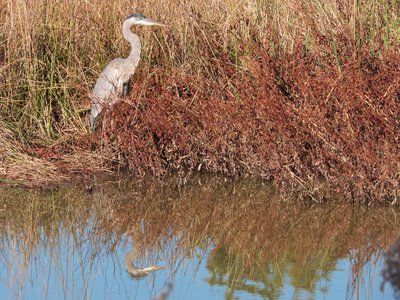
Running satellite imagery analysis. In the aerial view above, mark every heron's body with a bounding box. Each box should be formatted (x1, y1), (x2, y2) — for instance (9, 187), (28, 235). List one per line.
(90, 57), (139, 129)
(90, 13), (164, 130)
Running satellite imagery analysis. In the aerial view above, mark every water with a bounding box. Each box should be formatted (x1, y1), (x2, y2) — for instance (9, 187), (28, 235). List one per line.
(0, 176), (397, 300)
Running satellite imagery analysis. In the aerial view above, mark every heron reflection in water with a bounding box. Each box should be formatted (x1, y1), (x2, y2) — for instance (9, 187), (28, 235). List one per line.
(90, 13), (165, 131)
(125, 248), (172, 299)
(124, 248), (165, 279)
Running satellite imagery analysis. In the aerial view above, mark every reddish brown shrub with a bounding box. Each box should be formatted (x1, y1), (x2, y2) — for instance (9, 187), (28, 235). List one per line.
(100, 45), (400, 203)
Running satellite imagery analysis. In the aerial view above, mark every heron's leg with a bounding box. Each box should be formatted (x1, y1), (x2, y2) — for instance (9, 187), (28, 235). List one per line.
(122, 80), (131, 97)
(90, 114), (96, 132)
(90, 103), (102, 132)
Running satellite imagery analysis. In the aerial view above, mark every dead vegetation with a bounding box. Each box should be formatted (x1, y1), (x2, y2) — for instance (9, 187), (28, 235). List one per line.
(0, 0), (399, 201)
(102, 46), (400, 203)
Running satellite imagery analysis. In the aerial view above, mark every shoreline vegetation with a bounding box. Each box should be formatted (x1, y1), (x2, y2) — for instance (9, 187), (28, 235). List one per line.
(0, 0), (399, 203)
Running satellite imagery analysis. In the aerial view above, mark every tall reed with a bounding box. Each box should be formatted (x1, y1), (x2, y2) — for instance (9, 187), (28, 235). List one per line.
(0, 0), (399, 194)
(1, 0), (399, 140)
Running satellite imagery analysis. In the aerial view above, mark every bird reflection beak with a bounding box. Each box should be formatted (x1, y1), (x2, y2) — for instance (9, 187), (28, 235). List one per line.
(137, 18), (166, 26)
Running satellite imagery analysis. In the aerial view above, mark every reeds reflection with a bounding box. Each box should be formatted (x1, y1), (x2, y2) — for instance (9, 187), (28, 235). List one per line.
(0, 175), (398, 299)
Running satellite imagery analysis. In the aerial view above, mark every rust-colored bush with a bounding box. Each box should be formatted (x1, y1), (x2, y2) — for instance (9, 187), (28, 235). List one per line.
(100, 43), (399, 203)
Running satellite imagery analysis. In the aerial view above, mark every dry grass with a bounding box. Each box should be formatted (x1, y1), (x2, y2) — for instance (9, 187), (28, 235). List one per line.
(0, 0), (399, 199)
(1, 0), (399, 137)
(0, 120), (66, 186)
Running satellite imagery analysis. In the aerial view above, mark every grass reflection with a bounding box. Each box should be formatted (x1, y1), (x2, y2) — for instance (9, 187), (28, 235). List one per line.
(0, 175), (398, 299)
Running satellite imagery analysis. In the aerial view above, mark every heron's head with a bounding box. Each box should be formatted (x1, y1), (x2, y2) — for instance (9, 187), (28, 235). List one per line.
(124, 13), (166, 26)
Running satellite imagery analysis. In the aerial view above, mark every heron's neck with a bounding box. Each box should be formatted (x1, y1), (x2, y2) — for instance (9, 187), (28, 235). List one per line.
(122, 22), (141, 64)
(124, 250), (137, 272)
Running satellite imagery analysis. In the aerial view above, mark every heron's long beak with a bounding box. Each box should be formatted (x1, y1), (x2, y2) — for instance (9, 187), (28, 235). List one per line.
(137, 18), (166, 26)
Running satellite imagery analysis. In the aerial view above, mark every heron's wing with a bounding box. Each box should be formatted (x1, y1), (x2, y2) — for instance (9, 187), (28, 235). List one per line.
(90, 59), (125, 125)
(91, 59), (125, 101)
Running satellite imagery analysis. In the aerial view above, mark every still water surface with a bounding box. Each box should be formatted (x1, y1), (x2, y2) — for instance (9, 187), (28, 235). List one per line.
(0, 176), (397, 300)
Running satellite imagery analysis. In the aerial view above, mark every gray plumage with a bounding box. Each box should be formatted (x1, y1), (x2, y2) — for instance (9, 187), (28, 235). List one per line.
(90, 13), (165, 131)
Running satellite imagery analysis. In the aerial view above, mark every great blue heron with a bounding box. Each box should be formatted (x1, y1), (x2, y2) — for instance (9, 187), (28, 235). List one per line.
(90, 13), (165, 131)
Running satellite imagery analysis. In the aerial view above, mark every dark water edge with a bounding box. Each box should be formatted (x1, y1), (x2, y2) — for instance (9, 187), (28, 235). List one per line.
(0, 175), (398, 300)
